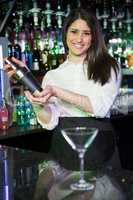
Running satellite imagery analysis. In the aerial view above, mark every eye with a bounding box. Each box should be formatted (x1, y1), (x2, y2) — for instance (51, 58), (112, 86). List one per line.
(83, 32), (91, 36)
(70, 30), (78, 34)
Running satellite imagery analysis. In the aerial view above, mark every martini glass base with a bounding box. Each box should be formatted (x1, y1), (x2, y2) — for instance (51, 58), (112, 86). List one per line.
(70, 181), (94, 191)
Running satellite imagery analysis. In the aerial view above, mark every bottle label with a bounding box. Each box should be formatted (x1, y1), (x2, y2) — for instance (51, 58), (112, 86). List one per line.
(1, 116), (8, 122)
(33, 61), (39, 70)
(52, 59), (57, 66)
(0, 107), (9, 130)
(17, 70), (24, 78)
(127, 54), (133, 67)
(42, 54), (48, 64)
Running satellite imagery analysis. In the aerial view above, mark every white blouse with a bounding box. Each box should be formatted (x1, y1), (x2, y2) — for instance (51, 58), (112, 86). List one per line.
(37, 59), (121, 130)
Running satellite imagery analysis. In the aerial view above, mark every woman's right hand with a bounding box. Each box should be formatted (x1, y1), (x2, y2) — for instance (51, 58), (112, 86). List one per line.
(4, 57), (26, 78)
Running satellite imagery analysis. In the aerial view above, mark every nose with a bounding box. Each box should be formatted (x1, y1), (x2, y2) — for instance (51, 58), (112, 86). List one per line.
(76, 33), (83, 42)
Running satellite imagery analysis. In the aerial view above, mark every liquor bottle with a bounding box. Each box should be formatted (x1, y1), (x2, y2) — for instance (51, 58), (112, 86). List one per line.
(5, 31), (13, 58)
(7, 40), (13, 58)
(30, 111), (37, 126)
(57, 29), (65, 65)
(48, 32), (59, 70)
(0, 45), (12, 130)
(24, 42), (33, 70)
(127, 49), (133, 68)
(116, 1), (124, 33)
(29, 0), (40, 27)
(55, 2), (64, 29)
(19, 31), (26, 63)
(123, 32), (133, 68)
(40, 32), (50, 73)
(101, 0), (109, 34)
(123, 0), (133, 33)
(5, 57), (42, 96)
(109, 0), (117, 34)
(65, 4), (71, 17)
(42, 2), (53, 28)
(48, 49), (58, 70)
(32, 35), (40, 71)
(12, 29), (22, 60)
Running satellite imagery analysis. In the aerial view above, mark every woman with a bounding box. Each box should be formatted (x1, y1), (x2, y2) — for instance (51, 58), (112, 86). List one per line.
(5, 8), (121, 130)
(5, 8), (124, 199)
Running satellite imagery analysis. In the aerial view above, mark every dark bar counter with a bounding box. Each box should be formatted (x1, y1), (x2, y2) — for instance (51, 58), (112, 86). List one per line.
(0, 117), (133, 199)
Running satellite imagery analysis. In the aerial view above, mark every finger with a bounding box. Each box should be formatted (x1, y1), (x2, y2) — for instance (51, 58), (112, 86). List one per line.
(4, 64), (11, 70)
(39, 89), (51, 97)
(25, 91), (41, 100)
(11, 57), (26, 67)
(25, 90), (52, 105)
(25, 91), (42, 105)
(36, 93), (52, 103)
(4, 63), (14, 71)
(7, 70), (16, 78)
(29, 93), (51, 104)
(39, 86), (54, 97)
(25, 91), (33, 101)
(3, 62), (15, 78)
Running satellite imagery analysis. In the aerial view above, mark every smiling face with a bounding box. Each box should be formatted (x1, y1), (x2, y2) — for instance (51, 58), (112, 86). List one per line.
(66, 19), (92, 62)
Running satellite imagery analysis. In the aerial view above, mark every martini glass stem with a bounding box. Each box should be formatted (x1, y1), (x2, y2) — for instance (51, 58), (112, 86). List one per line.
(78, 150), (86, 184)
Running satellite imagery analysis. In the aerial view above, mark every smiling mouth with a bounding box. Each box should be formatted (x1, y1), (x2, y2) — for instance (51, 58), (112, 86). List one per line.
(72, 44), (84, 49)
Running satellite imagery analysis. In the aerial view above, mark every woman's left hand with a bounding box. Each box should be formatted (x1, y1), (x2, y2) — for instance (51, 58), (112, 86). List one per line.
(25, 85), (54, 105)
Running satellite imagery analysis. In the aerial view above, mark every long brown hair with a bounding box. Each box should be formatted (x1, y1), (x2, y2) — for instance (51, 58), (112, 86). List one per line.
(62, 8), (119, 85)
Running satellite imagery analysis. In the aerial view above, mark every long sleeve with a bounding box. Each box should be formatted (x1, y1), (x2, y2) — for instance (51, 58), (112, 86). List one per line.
(36, 103), (60, 130)
(85, 68), (122, 117)
(35, 72), (61, 130)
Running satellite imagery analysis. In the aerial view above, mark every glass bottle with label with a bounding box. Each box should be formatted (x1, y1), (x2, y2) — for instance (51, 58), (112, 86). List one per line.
(0, 98), (9, 130)
(24, 42), (33, 70)
(32, 34), (40, 71)
(40, 33), (50, 73)
(48, 32), (59, 70)
(0, 44), (13, 130)
(13, 30), (22, 60)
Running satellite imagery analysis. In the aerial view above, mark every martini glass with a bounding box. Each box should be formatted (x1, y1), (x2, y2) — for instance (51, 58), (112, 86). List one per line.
(61, 127), (98, 191)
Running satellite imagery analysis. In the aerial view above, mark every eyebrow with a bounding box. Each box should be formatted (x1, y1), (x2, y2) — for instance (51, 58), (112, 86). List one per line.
(69, 28), (91, 33)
